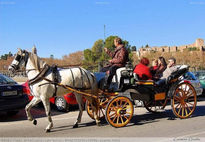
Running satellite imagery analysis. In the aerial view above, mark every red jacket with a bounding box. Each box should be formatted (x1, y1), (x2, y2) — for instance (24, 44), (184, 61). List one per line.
(133, 63), (152, 80)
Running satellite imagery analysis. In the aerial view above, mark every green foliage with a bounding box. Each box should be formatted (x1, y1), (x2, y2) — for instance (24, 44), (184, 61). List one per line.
(0, 52), (13, 60)
(131, 46), (136, 51)
(91, 39), (104, 62)
(50, 54), (54, 59)
(188, 47), (199, 51)
(83, 49), (93, 63)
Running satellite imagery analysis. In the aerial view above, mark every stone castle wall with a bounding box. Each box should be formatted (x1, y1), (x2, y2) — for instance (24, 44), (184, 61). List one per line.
(137, 38), (204, 57)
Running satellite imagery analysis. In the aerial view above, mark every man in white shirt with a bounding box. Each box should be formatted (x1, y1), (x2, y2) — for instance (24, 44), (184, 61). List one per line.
(161, 57), (177, 79)
(156, 57), (177, 85)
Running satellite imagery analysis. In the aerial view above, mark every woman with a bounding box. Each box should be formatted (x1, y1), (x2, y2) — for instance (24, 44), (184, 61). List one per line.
(150, 59), (158, 76)
(133, 57), (152, 80)
(153, 56), (167, 80)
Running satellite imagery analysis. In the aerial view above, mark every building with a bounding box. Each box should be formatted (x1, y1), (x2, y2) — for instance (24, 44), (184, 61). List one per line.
(136, 38), (205, 57)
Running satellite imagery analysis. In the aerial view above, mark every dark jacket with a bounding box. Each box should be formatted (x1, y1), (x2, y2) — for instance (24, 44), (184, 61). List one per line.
(153, 65), (166, 79)
(106, 45), (128, 67)
(133, 63), (152, 80)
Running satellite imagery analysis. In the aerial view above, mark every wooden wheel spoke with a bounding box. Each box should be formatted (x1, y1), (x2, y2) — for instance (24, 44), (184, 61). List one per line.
(177, 105), (182, 115)
(123, 115), (129, 121)
(185, 103), (192, 112)
(109, 112), (116, 118)
(119, 100), (123, 106)
(182, 107), (185, 117)
(175, 103), (181, 109)
(174, 96), (181, 101)
(126, 111), (132, 115)
(112, 115), (117, 122)
(187, 102), (194, 106)
(184, 84), (188, 92)
(117, 116), (120, 124)
(186, 92), (194, 98)
(120, 116), (124, 124)
(185, 107), (188, 116)
(122, 102), (129, 108)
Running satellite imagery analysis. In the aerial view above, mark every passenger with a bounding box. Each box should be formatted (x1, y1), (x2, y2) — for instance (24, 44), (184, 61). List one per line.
(133, 57), (152, 80)
(150, 59), (158, 76)
(156, 57), (178, 85)
(100, 37), (128, 89)
(153, 56), (167, 80)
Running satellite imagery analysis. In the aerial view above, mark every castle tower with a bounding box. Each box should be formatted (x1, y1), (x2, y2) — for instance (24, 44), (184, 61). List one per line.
(195, 38), (204, 47)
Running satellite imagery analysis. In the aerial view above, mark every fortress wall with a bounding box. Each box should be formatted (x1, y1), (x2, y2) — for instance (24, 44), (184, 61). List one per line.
(136, 38), (204, 57)
(170, 46), (177, 52)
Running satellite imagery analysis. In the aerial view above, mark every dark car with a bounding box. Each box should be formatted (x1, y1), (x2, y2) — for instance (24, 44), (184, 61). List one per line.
(0, 73), (29, 116)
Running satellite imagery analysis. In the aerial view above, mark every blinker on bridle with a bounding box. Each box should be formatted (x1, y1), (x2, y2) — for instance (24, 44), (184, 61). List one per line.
(12, 50), (29, 70)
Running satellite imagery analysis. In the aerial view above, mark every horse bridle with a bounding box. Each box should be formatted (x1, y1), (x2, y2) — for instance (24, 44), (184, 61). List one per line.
(11, 50), (29, 71)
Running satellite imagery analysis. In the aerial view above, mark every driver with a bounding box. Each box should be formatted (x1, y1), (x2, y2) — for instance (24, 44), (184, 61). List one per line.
(100, 37), (128, 90)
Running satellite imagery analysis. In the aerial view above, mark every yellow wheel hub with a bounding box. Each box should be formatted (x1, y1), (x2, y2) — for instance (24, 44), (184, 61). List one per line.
(117, 108), (122, 115)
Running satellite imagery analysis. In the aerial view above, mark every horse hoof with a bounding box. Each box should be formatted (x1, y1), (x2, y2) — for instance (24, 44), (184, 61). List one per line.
(96, 122), (101, 126)
(45, 129), (51, 133)
(33, 120), (37, 125)
(73, 124), (78, 128)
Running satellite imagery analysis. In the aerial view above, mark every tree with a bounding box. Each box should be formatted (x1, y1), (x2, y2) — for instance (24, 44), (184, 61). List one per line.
(0, 52), (13, 60)
(50, 54), (54, 59)
(131, 46), (136, 51)
(83, 49), (93, 63)
(91, 39), (104, 62)
(62, 51), (83, 65)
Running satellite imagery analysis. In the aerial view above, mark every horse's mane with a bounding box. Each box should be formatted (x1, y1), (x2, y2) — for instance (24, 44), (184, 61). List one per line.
(29, 52), (46, 71)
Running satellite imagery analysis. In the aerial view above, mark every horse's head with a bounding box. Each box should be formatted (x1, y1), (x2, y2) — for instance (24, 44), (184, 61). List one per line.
(8, 48), (29, 73)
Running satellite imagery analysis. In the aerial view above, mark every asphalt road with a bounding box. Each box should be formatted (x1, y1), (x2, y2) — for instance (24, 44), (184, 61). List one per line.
(1, 98), (205, 142)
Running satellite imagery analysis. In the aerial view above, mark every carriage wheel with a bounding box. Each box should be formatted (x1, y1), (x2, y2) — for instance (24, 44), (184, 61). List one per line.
(105, 96), (134, 128)
(86, 97), (108, 120)
(143, 99), (168, 113)
(171, 82), (197, 119)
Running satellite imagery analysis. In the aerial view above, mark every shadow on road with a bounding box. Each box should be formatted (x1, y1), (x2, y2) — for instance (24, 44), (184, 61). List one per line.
(0, 104), (79, 122)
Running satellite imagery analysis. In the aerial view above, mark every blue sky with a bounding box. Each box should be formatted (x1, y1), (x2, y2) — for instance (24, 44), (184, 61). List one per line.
(0, 0), (205, 58)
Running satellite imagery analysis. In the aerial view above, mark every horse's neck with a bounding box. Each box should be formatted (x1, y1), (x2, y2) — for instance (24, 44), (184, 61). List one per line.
(26, 54), (46, 80)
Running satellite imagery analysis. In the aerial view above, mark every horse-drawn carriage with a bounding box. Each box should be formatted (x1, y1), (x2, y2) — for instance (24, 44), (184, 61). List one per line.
(8, 48), (197, 132)
(86, 63), (197, 127)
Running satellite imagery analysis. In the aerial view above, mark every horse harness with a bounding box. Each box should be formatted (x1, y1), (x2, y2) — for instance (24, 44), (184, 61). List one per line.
(28, 65), (93, 97)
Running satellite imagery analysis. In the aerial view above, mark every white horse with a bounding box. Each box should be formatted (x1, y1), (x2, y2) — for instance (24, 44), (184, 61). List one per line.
(8, 48), (100, 132)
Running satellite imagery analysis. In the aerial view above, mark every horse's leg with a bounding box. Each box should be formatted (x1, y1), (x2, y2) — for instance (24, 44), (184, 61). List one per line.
(73, 92), (84, 128)
(25, 97), (41, 125)
(91, 98), (101, 126)
(41, 97), (53, 132)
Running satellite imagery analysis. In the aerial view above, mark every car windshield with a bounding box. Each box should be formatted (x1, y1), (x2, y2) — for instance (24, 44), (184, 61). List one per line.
(194, 71), (205, 80)
(184, 72), (197, 80)
(0, 74), (16, 84)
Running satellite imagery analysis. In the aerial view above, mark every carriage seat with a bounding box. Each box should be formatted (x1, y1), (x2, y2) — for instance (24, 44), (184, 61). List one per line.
(133, 73), (154, 85)
(112, 67), (126, 83)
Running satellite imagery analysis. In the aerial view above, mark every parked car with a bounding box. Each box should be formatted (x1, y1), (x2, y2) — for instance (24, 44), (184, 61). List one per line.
(0, 73), (29, 116)
(183, 71), (203, 96)
(22, 81), (86, 112)
(193, 71), (205, 94)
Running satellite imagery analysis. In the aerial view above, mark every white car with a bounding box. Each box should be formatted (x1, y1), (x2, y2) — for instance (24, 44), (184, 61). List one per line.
(183, 71), (203, 96)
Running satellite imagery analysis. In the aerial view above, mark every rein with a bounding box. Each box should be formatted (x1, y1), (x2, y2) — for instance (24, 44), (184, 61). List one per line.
(40, 77), (98, 99)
